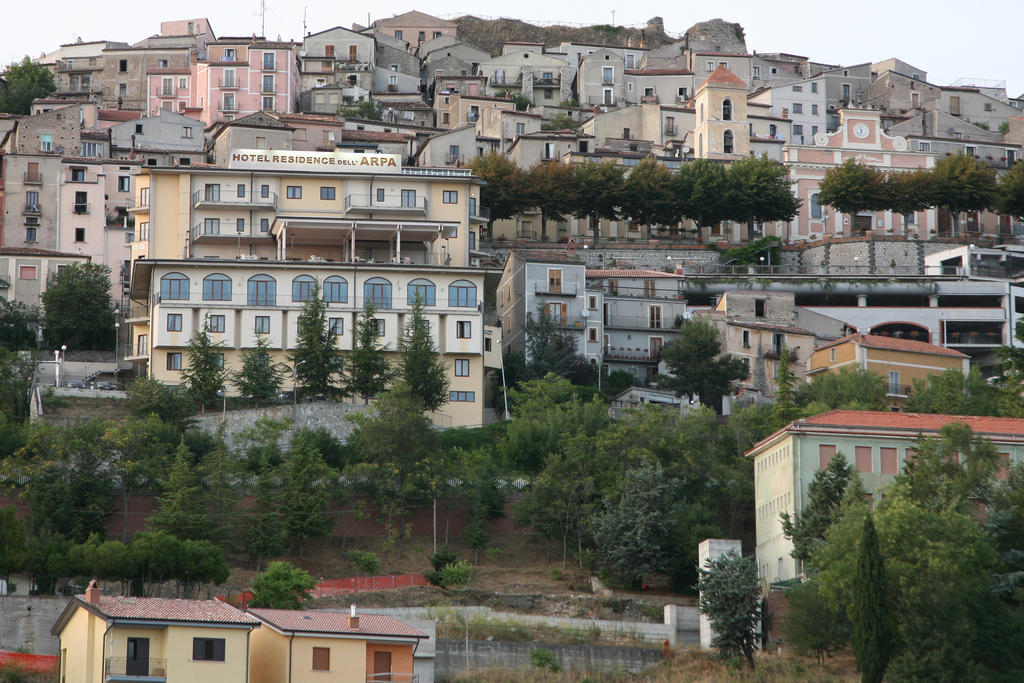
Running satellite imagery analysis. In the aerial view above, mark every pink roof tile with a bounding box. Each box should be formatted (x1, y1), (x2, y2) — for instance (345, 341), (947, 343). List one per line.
(700, 65), (746, 88)
(819, 333), (968, 359)
(248, 609), (426, 638)
(82, 594), (258, 624)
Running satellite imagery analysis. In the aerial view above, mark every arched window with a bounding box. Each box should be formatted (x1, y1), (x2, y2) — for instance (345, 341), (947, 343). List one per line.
(323, 276), (348, 303)
(722, 98), (732, 121)
(203, 273), (232, 301)
(698, 134), (703, 157)
(292, 275), (316, 302)
(810, 193), (822, 219)
(247, 274), (277, 306)
(448, 280), (477, 307)
(723, 130), (734, 154)
(364, 277), (392, 309)
(408, 278), (436, 306)
(160, 272), (189, 300)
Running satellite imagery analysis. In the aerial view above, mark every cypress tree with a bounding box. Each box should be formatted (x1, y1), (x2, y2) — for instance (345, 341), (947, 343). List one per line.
(850, 514), (892, 683)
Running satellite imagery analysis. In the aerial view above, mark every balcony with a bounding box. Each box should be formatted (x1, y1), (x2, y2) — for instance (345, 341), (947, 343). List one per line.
(23, 204), (41, 215)
(604, 346), (661, 363)
(604, 314), (675, 330)
(534, 282), (579, 296)
(104, 656), (167, 680)
(887, 384), (912, 398)
(73, 202), (90, 214)
(219, 103), (238, 113)
(344, 194), (428, 215)
(366, 674), (418, 683)
(66, 171), (99, 184)
(218, 78), (240, 89)
(56, 59), (101, 72)
(23, 172), (42, 184)
(154, 86), (175, 97)
(337, 62), (372, 72)
(190, 222), (273, 242)
(535, 77), (560, 86)
(261, 84), (277, 94)
(641, 94), (660, 104)
(445, 154), (464, 165)
(192, 189), (278, 209)
(550, 315), (588, 330)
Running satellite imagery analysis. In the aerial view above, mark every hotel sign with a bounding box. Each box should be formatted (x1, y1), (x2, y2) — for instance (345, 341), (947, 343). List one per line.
(228, 149), (402, 174)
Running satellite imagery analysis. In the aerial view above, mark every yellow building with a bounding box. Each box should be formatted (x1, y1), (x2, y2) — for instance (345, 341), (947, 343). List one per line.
(126, 149), (496, 427)
(248, 607), (426, 683)
(808, 332), (969, 407)
(693, 66), (750, 159)
(51, 581), (259, 683)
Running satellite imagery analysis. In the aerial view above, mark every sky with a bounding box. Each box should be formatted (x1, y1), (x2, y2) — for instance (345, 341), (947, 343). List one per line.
(5, 1), (1023, 97)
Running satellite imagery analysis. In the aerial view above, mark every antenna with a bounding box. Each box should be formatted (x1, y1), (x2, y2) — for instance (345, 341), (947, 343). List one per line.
(257, 0), (267, 38)
(303, 6), (307, 37)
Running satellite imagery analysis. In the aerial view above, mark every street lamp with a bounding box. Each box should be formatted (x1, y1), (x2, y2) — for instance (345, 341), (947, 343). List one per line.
(59, 345), (66, 387)
(114, 322), (120, 375)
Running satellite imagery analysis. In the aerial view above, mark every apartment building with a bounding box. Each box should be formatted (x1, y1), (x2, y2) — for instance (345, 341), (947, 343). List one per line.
(434, 93), (516, 131)
(750, 411), (1024, 582)
(479, 45), (572, 104)
(108, 110), (206, 167)
(299, 26), (376, 93)
(555, 42), (648, 86)
(372, 10), (457, 51)
(193, 37), (301, 126)
(940, 84), (1020, 131)
(0, 247), (90, 306)
(125, 148), (493, 426)
(748, 75), (827, 145)
(578, 49), (626, 108)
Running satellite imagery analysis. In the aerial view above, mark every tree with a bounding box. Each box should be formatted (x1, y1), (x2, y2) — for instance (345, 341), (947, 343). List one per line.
(727, 155), (801, 241)
(0, 506), (27, 582)
(817, 160), (889, 230)
(781, 453), (856, 564)
(344, 304), (393, 402)
(0, 348), (35, 423)
(523, 303), (591, 383)
(291, 280), (342, 398)
(771, 345), (800, 429)
(781, 579), (850, 665)
(338, 98), (380, 120)
(233, 333), (287, 405)
(796, 366), (888, 411)
(0, 57), (56, 115)
(249, 561), (317, 609)
(181, 320), (225, 411)
(571, 161), (624, 240)
(618, 158), (679, 234)
(592, 461), (679, 585)
(278, 440), (338, 556)
(698, 550), (760, 667)
(931, 153), (998, 236)
(678, 159), (733, 235)
(886, 168), (937, 224)
(541, 112), (581, 131)
(41, 263), (116, 349)
(125, 377), (195, 429)
(0, 298), (40, 350)
(398, 295), (449, 411)
(903, 367), (1001, 417)
(997, 160), (1024, 220)
(660, 318), (748, 409)
(850, 515), (892, 683)
(471, 152), (528, 237)
(148, 442), (209, 541)
(524, 162), (580, 239)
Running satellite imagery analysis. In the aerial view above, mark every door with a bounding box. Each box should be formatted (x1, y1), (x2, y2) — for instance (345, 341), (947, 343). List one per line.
(547, 268), (562, 294)
(348, 44), (357, 62)
(853, 214), (872, 235)
(126, 638), (149, 676)
(373, 650), (392, 678)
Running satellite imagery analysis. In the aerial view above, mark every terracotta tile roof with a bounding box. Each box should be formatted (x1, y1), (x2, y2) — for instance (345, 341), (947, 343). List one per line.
(32, 98), (88, 105)
(587, 269), (684, 278)
(0, 247), (89, 258)
(276, 113), (343, 123)
(511, 248), (584, 265)
(725, 320), (817, 335)
(99, 110), (144, 121)
(248, 609), (426, 638)
(801, 410), (1024, 436)
(700, 65), (747, 88)
(818, 333), (968, 359)
(694, 51), (750, 57)
(147, 68), (190, 75)
(80, 595), (259, 624)
(624, 68), (694, 76)
(343, 130), (412, 142)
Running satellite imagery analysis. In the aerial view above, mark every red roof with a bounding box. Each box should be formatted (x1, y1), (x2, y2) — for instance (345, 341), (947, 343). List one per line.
(587, 269), (684, 278)
(79, 595), (258, 624)
(801, 410), (1024, 436)
(700, 65), (746, 88)
(624, 68), (694, 76)
(819, 333), (968, 359)
(248, 609), (426, 638)
(344, 130), (412, 142)
(99, 109), (144, 121)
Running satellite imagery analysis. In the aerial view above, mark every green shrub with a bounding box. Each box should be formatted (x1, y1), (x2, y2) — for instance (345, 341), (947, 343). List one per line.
(529, 648), (561, 672)
(436, 560), (472, 588)
(346, 549), (380, 576)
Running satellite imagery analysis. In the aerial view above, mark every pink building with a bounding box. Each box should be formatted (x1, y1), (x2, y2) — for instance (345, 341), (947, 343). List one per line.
(785, 108), (937, 242)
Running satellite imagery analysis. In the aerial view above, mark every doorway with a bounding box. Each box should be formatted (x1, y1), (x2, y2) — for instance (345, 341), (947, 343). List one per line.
(126, 638), (149, 676)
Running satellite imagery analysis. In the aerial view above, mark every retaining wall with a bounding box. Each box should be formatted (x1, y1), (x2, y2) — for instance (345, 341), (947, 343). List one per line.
(435, 639), (663, 679)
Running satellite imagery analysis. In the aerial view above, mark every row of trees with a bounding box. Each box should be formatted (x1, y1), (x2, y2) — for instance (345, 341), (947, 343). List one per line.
(819, 154), (1024, 234)
(472, 153), (800, 240)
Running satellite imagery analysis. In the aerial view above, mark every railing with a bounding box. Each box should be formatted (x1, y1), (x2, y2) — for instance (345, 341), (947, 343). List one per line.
(551, 315), (588, 330)
(675, 264), (962, 278)
(261, 84), (276, 94)
(401, 167), (473, 177)
(191, 223), (272, 241)
(887, 384), (912, 397)
(445, 154), (464, 165)
(604, 347), (661, 362)
(641, 94), (660, 104)
(24, 172), (42, 184)
(127, 304), (149, 320)
(73, 202), (90, 214)
(192, 190), (278, 207)
(219, 103), (238, 112)
(535, 77), (559, 86)
(104, 657), (167, 678)
(218, 78), (239, 88)
(337, 62), (371, 72)
(155, 86), (174, 97)
(366, 674), (418, 683)
(344, 194), (429, 213)
(534, 282), (579, 296)
(587, 96), (616, 106)
(66, 172), (99, 183)
(604, 314), (677, 329)
(946, 330), (1003, 345)
(24, 204), (41, 215)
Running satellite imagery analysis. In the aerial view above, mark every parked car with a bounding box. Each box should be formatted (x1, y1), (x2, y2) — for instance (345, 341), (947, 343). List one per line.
(95, 381), (118, 391)
(66, 379), (85, 389)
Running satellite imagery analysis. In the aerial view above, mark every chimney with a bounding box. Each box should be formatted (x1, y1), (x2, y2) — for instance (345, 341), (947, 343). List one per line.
(348, 604), (359, 629)
(85, 579), (100, 604)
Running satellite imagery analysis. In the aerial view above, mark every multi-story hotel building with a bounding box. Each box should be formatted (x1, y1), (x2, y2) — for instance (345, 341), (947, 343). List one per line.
(125, 149), (496, 426)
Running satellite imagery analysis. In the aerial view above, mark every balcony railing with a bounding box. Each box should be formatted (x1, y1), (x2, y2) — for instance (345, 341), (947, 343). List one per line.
(24, 172), (42, 184)
(366, 674), (418, 683)
(534, 282), (579, 296)
(445, 154), (464, 165)
(104, 657), (167, 679)
(219, 103), (238, 112)
(24, 204), (41, 215)
(261, 84), (277, 94)
(73, 202), (90, 214)
(192, 189), (278, 207)
(604, 346), (661, 362)
(641, 94), (660, 104)
(946, 330), (1003, 345)
(218, 78), (239, 89)
(344, 194), (429, 213)
(535, 77), (559, 86)
(190, 223), (272, 241)
(604, 314), (675, 329)
(155, 86), (174, 97)
(550, 315), (588, 330)
(66, 172), (99, 183)
(887, 384), (912, 397)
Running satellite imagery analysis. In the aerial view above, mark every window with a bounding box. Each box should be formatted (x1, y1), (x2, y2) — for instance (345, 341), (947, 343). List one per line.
(811, 82), (818, 93)
(484, 337), (492, 352)
(723, 130), (734, 154)
(203, 274), (232, 301)
(119, 59), (128, 72)
(754, 299), (766, 318)
(222, 93), (235, 110)
(40, 134), (53, 152)
(373, 319), (385, 337)
(448, 280), (476, 307)
(443, 190), (458, 204)
(456, 321), (471, 338)
(855, 446), (873, 473)
(881, 447), (898, 475)
(810, 193), (822, 219)
(965, 146), (977, 157)
(236, 218), (245, 233)
(312, 647), (330, 672)
(792, 85), (803, 92)
(722, 99), (732, 120)
(286, 186), (302, 199)
(792, 103), (803, 114)
(829, 347), (836, 362)
(819, 444), (836, 469)
(261, 184), (270, 198)
(18, 266), (36, 280)
(400, 189), (416, 207)
(208, 315), (226, 333)
(455, 359), (470, 376)
(235, 183), (246, 198)
(602, 66), (613, 85)
(70, 167), (86, 182)
(167, 313), (182, 332)
(292, 275), (316, 302)
(649, 305), (662, 329)
(394, 30), (402, 40)
(588, 327), (599, 343)
(260, 218), (269, 232)
(323, 276), (348, 303)
(74, 227), (86, 242)
(263, 52), (275, 69)
(363, 277), (392, 309)
(450, 391), (475, 402)
(160, 273), (190, 300)
(889, 370), (901, 394)
(793, 124), (804, 136)
(376, 188), (385, 202)
(167, 352), (182, 370)
(192, 638), (225, 662)
(328, 318), (343, 335)
(418, 31), (425, 41)
(742, 330), (751, 348)
(752, 65), (760, 78)
(137, 334), (148, 356)
(262, 74), (274, 93)
(705, 60), (714, 71)
(408, 278), (436, 306)
(203, 218), (221, 235)
(118, 176), (131, 192)
(254, 316), (270, 334)
(320, 186), (336, 200)
(262, 96), (274, 111)
(248, 275), (277, 306)
(811, 104), (819, 115)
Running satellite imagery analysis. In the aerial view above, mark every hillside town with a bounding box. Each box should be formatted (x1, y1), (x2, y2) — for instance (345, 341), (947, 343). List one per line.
(1, 10), (1024, 682)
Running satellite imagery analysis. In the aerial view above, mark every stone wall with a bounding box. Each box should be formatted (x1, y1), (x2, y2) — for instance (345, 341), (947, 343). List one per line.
(190, 401), (371, 446)
(780, 236), (961, 273)
(0, 597), (65, 655)
(486, 244), (718, 270)
(435, 639), (663, 679)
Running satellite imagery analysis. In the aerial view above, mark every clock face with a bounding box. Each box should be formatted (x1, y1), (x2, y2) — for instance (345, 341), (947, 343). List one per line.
(853, 123), (870, 139)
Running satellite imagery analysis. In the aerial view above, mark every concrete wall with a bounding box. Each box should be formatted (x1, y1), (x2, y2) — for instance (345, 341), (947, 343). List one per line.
(0, 596), (66, 655)
(435, 639), (662, 678)
(190, 401), (371, 446)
